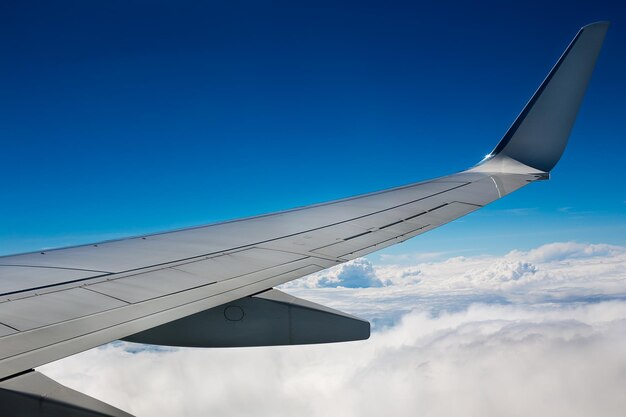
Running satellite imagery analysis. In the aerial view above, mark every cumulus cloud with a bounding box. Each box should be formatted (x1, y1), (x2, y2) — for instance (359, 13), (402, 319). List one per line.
(40, 303), (626, 417)
(283, 241), (626, 305)
(37, 241), (626, 417)
(522, 241), (624, 262)
(316, 258), (386, 288)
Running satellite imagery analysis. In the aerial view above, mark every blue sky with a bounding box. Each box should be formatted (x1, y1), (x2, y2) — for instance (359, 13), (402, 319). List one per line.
(1, 0), (624, 257)
(4, 4), (626, 415)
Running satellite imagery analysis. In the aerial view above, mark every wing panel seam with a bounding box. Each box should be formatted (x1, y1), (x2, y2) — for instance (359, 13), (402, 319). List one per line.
(0, 264), (321, 364)
(0, 183), (472, 298)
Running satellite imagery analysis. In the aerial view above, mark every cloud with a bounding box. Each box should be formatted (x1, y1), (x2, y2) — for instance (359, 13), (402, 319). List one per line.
(286, 258), (388, 289)
(316, 258), (386, 288)
(522, 241), (624, 262)
(281, 242), (626, 318)
(37, 241), (626, 417)
(40, 302), (626, 417)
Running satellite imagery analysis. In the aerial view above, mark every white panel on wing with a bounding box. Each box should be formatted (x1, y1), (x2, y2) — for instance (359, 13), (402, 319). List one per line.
(0, 288), (127, 331)
(340, 181), (466, 210)
(0, 266), (102, 295)
(174, 248), (306, 281)
(351, 211), (405, 231)
(425, 202), (481, 223)
(442, 178), (500, 206)
(385, 197), (447, 220)
(0, 324), (16, 337)
(87, 268), (216, 304)
(377, 219), (426, 235)
(270, 223), (369, 254)
(312, 229), (398, 258)
(491, 173), (538, 196)
(0, 237), (230, 274)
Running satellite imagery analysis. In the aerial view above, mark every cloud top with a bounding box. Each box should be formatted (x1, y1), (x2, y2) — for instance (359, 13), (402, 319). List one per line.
(38, 241), (626, 417)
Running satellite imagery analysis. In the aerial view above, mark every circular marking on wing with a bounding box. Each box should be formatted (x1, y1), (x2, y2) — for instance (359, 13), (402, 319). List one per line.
(224, 305), (245, 321)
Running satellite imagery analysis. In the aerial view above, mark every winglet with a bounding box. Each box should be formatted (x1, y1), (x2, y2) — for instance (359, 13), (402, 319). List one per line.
(479, 21), (609, 173)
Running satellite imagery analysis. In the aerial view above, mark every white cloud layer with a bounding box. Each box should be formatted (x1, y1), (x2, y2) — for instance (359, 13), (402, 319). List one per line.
(39, 242), (626, 417)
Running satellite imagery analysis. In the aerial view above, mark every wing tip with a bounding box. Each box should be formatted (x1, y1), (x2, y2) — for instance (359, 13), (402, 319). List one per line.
(479, 21), (608, 173)
(581, 21), (610, 30)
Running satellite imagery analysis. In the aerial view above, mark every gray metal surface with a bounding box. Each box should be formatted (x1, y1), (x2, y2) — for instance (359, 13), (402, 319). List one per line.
(123, 288), (370, 347)
(87, 268), (215, 304)
(0, 169), (540, 379)
(0, 266), (102, 296)
(0, 370), (133, 417)
(0, 324), (16, 337)
(0, 288), (127, 331)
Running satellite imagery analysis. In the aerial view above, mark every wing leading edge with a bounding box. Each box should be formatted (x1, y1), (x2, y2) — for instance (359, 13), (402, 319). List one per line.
(0, 22), (609, 416)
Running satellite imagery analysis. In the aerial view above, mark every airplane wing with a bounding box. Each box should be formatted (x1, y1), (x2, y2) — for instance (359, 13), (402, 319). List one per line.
(0, 22), (608, 416)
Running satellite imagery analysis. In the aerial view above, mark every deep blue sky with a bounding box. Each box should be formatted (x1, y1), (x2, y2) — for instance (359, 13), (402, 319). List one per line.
(1, 0), (624, 257)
